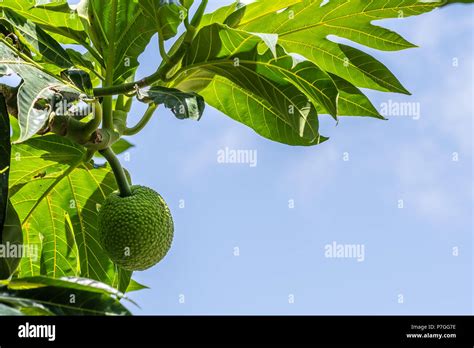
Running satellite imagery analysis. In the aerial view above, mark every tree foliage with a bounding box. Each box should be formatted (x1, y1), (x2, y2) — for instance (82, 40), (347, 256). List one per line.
(0, 0), (471, 315)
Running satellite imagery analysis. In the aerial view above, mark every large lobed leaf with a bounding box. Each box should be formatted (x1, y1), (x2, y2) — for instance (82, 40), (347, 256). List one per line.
(8, 135), (131, 291)
(174, 24), (340, 145)
(220, 0), (445, 93)
(168, 0), (469, 145)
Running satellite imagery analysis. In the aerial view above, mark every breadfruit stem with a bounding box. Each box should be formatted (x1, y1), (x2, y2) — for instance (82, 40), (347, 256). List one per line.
(99, 147), (132, 197)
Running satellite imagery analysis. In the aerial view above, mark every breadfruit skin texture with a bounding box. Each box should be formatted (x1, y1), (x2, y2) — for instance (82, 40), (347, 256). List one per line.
(98, 185), (174, 271)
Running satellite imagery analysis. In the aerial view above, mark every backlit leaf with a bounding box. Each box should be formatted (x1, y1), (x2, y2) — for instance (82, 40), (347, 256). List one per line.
(9, 135), (131, 291)
(237, 0), (443, 93)
(77, 0), (158, 84)
(0, 0), (87, 45)
(0, 42), (80, 143)
(175, 24), (338, 145)
(138, 0), (186, 41)
(0, 9), (73, 69)
(0, 276), (130, 315)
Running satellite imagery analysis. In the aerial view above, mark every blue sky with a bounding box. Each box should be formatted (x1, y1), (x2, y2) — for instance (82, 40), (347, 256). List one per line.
(91, 1), (474, 314)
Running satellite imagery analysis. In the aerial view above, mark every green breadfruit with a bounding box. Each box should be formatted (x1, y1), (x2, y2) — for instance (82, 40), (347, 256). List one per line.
(98, 185), (174, 271)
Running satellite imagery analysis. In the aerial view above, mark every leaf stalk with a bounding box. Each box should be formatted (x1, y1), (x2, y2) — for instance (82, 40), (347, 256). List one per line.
(123, 104), (158, 136)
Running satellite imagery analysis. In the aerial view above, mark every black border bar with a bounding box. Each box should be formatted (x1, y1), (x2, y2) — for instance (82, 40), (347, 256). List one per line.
(0, 315), (472, 346)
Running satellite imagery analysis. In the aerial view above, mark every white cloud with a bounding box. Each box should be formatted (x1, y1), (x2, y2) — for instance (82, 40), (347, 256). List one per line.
(179, 124), (257, 180)
(395, 140), (469, 221)
(280, 143), (339, 200)
(433, 61), (473, 154)
(409, 7), (473, 48)
(410, 9), (473, 154)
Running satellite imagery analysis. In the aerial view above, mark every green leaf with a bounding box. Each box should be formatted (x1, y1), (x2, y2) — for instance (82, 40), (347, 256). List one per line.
(199, 2), (241, 27)
(0, 96), (20, 281)
(114, 267), (133, 293)
(0, 294), (52, 315)
(329, 74), (384, 119)
(138, 0), (186, 41)
(197, 75), (327, 145)
(8, 136), (85, 194)
(15, 305), (53, 315)
(442, 0), (474, 5)
(179, 0), (194, 9)
(112, 139), (135, 155)
(9, 135), (131, 290)
(0, 8), (73, 69)
(0, 0), (87, 45)
(0, 276), (130, 315)
(176, 24), (338, 145)
(126, 279), (149, 293)
(0, 94), (10, 229)
(66, 48), (104, 85)
(111, 138), (134, 155)
(7, 276), (125, 299)
(225, 0), (303, 28)
(196, 0), (462, 122)
(237, 0), (445, 94)
(9, 116), (20, 143)
(60, 68), (93, 95)
(0, 202), (23, 280)
(0, 291), (129, 315)
(94, 139), (134, 160)
(0, 41), (81, 143)
(137, 86), (205, 121)
(77, 0), (157, 84)
(200, 1), (303, 28)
